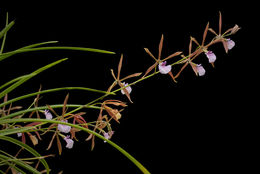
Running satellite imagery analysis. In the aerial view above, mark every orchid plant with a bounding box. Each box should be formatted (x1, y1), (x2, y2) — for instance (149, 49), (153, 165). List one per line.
(0, 12), (239, 174)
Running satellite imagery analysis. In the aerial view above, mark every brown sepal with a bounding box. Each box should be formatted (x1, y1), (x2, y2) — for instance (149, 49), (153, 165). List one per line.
(121, 72), (142, 81)
(221, 39), (229, 53)
(47, 132), (57, 150)
(168, 71), (177, 83)
(162, 51), (182, 62)
(219, 11), (222, 35)
(142, 62), (158, 78)
(202, 22), (210, 46)
(62, 94), (69, 118)
(144, 48), (157, 61)
(117, 54), (123, 80)
(158, 34), (164, 60)
(56, 134), (62, 155)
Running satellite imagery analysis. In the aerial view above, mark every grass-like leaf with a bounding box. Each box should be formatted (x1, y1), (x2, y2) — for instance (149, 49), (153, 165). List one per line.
(0, 74), (33, 91)
(0, 20), (15, 40)
(0, 58), (68, 99)
(0, 136), (49, 174)
(0, 46), (115, 62)
(0, 13), (9, 54)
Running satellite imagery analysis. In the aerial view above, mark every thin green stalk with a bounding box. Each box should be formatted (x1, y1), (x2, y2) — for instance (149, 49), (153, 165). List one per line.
(0, 104), (100, 120)
(0, 13), (9, 54)
(65, 56), (186, 116)
(65, 93), (110, 116)
(0, 118), (151, 174)
(0, 20), (15, 40)
(0, 87), (115, 108)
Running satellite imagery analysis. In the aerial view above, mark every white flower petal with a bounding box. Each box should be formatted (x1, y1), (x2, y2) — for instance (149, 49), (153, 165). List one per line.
(44, 110), (53, 120)
(58, 120), (71, 133)
(64, 137), (74, 149)
(205, 51), (216, 63)
(158, 61), (172, 74)
(196, 64), (206, 76)
(121, 82), (132, 95)
(227, 39), (235, 50)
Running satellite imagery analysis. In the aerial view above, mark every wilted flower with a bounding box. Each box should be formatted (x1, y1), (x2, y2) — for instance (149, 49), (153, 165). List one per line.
(58, 120), (71, 133)
(226, 38), (235, 50)
(158, 61), (172, 74)
(121, 82), (132, 95)
(17, 132), (22, 137)
(230, 24), (241, 35)
(15, 127), (22, 137)
(196, 64), (206, 76)
(205, 50), (216, 63)
(64, 136), (74, 149)
(103, 131), (114, 143)
(44, 109), (53, 120)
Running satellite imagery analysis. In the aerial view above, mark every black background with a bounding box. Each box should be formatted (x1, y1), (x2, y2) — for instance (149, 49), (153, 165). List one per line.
(0, 1), (255, 174)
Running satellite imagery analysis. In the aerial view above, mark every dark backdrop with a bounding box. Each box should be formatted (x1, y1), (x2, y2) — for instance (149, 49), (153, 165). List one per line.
(0, 1), (254, 173)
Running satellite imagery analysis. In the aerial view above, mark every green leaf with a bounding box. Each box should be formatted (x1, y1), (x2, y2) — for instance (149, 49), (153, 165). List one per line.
(0, 136), (49, 174)
(0, 74), (33, 91)
(0, 58), (68, 99)
(0, 12), (9, 54)
(0, 46), (115, 62)
(17, 41), (59, 50)
(0, 20), (15, 40)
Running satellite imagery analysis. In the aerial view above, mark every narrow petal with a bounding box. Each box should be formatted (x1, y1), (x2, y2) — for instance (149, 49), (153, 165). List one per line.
(117, 54), (123, 80)
(219, 11), (222, 35)
(222, 39), (229, 53)
(202, 22), (209, 46)
(158, 34), (164, 60)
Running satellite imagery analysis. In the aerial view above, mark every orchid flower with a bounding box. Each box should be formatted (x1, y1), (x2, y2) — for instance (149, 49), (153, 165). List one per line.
(64, 136), (74, 149)
(208, 12), (240, 53)
(58, 120), (71, 133)
(44, 109), (53, 120)
(143, 34), (182, 82)
(103, 131), (114, 143)
(204, 50), (217, 63)
(226, 38), (235, 50)
(196, 64), (206, 76)
(121, 82), (132, 95)
(109, 54), (142, 103)
(158, 61), (172, 74)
